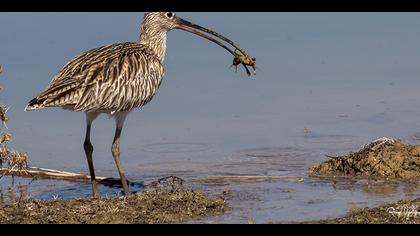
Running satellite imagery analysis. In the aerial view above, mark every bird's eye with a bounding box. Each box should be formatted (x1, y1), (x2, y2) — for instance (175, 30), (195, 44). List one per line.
(166, 12), (174, 19)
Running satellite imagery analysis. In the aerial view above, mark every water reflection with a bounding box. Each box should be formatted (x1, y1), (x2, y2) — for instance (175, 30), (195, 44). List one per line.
(306, 177), (410, 196)
(0, 176), (144, 203)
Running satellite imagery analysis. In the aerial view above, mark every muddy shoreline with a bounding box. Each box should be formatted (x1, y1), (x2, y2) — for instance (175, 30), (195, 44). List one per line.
(309, 138), (420, 180)
(303, 138), (420, 224)
(2, 188), (418, 224)
(302, 198), (420, 224)
(0, 176), (228, 224)
(1, 177), (418, 224)
(0, 190), (227, 224)
(1, 138), (419, 224)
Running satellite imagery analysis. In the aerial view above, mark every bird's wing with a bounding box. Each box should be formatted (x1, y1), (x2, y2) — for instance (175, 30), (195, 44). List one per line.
(30, 42), (164, 113)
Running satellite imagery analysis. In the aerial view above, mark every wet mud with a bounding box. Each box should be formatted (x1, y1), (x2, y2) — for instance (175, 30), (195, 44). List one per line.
(309, 138), (420, 180)
(303, 198), (420, 224)
(0, 177), (228, 224)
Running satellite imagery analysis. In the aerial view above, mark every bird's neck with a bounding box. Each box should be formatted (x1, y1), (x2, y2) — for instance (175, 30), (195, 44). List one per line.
(139, 28), (167, 62)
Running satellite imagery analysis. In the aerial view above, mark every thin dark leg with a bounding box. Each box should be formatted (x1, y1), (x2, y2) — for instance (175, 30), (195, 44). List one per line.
(84, 113), (99, 197)
(112, 114), (130, 195)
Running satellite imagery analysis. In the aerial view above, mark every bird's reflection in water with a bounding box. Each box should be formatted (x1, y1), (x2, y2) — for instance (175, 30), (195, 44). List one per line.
(33, 178), (145, 200)
(0, 176), (145, 203)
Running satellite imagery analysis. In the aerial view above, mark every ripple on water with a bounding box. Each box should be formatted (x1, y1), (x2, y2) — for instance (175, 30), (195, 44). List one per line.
(213, 146), (313, 176)
(302, 133), (355, 144)
(239, 147), (310, 158)
(142, 142), (211, 154)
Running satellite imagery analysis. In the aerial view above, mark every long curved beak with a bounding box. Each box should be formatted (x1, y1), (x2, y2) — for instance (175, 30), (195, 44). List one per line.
(176, 17), (242, 56)
(175, 16), (256, 77)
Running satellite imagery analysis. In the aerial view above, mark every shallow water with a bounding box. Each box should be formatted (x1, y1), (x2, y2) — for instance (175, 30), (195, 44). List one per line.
(1, 13), (420, 223)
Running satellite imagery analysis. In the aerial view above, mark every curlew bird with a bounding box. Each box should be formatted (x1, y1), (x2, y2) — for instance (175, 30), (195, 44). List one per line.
(25, 12), (253, 197)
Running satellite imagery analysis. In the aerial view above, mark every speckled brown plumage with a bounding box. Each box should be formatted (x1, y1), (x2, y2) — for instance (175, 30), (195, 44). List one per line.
(26, 13), (171, 114)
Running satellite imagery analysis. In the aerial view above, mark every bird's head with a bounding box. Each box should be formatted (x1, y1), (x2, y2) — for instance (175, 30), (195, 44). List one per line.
(142, 12), (178, 31)
(142, 12), (256, 76)
(143, 12), (244, 55)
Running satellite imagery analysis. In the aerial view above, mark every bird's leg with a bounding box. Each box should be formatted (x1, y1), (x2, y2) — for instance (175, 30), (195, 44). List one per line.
(84, 113), (99, 197)
(112, 113), (130, 196)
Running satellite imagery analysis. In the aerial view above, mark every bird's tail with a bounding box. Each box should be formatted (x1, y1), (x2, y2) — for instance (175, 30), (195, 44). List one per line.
(24, 97), (44, 111)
